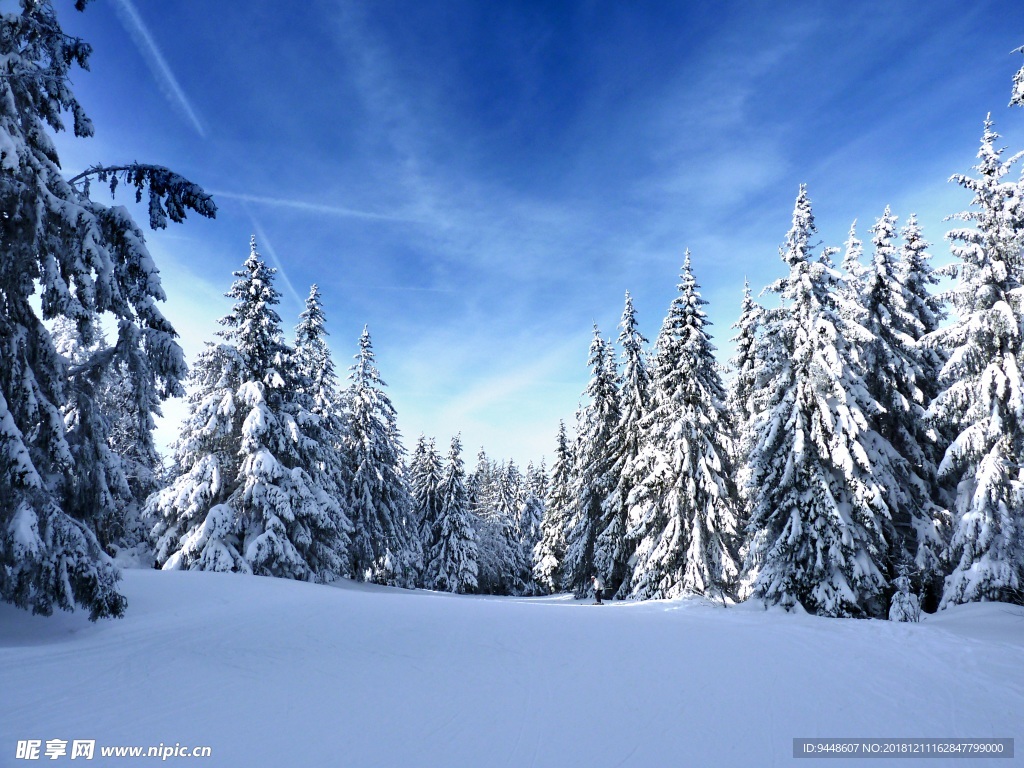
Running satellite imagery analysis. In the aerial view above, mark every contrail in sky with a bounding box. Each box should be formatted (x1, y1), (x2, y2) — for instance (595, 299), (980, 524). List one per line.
(110, 0), (207, 138)
(244, 210), (306, 309)
(213, 190), (422, 224)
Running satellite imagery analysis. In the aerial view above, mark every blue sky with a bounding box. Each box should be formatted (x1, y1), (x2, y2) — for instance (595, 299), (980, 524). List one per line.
(50, 0), (1024, 466)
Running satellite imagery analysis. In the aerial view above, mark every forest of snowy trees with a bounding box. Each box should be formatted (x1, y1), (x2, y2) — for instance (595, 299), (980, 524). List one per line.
(2, 1), (1024, 622)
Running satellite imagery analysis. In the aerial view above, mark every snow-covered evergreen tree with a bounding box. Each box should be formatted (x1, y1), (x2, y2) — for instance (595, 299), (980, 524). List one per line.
(467, 448), (500, 592)
(928, 119), (1024, 607)
(101, 357), (166, 550)
(471, 461), (496, 591)
(409, 435), (443, 545)
(150, 239), (348, 582)
(0, 0), (214, 619)
(727, 280), (761, 436)
(857, 208), (947, 593)
(745, 187), (896, 618)
(727, 279), (762, 552)
(1012, 45), (1024, 108)
(898, 215), (950, 607)
(564, 327), (620, 598)
(626, 252), (740, 601)
(50, 319), (165, 559)
(343, 327), (418, 586)
(521, 461), (547, 555)
(50, 320), (137, 554)
(527, 459), (549, 508)
(839, 220), (867, 309)
(898, 215), (945, 368)
(468, 455), (531, 596)
(292, 283), (349, 527)
(468, 448), (495, 519)
(596, 292), (652, 598)
(294, 285), (339, 418)
(495, 461), (530, 594)
(424, 435), (478, 593)
(888, 563), (922, 622)
(533, 421), (573, 593)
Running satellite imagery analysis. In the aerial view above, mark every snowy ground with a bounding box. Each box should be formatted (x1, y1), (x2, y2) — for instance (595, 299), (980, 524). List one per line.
(1, 571), (1021, 767)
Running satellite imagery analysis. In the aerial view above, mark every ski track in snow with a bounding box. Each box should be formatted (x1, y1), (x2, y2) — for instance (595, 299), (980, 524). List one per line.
(1, 571), (1022, 767)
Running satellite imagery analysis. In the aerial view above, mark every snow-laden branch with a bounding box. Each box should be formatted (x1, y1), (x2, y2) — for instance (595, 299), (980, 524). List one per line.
(67, 163), (217, 229)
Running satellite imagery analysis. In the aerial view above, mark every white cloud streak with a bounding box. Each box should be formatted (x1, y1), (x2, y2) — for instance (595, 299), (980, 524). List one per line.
(213, 190), (422, 223)
(244, 212), (305, 310)
(110, 0), (207, 137)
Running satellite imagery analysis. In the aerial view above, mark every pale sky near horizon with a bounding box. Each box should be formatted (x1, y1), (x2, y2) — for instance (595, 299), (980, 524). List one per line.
(46, 0), (1024, 467)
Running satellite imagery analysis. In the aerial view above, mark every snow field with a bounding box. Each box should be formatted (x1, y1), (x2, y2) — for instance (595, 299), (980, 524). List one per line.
(1, 570), (1021, 767)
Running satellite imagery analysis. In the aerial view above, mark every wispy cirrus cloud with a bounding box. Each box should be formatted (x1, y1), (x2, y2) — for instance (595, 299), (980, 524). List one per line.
(110, 0), (206, 137)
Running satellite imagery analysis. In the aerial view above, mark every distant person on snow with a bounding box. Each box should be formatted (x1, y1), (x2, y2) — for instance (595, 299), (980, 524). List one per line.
(591, 574), (605, 605)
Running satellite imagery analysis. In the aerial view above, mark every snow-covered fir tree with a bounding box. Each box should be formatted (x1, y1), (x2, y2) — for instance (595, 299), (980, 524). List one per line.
(528, 459), (549, 507)
(533, 421), (573, 593)
(292, 283), (349, 518)
(726, 279), (762, 550)
(888, 563), (922, 622)
(564, 328), (620, 598)
(150, 239), (348, 582)
(521, 460), (547, 556)
(744, 187), (897, 618)
(50, 320), (137, 555)
(898, 215), (945, 375)
(625, 252), (740, 601)
(409, 434), (428, 502)
(857, 207), (948, 598)
(0, 1), (214, 619)
(294, 285), (339, 419)
(727, 280), (761, 436)
(52, 319), (168, 558)
(899, 214), (950, 606)
(495, 461), (524, 532)
(1012, 45), (1024, 108)
(599, 292), (652, 597)
(101, 359), (166, 550)
(467, 448), (496, 523)
(468, 449), (499, 592)
(343, 327), (418, 586)
(423, 435), (479, 593)
(409, 435), (444, 545)
(927, 119), (1024, 607)
(467, 454), (527, 595)
(839, 220), (867, 308)
(495, 461), (531, 594)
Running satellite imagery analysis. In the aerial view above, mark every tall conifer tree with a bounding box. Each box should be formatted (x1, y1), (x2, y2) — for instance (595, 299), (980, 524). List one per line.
(856, 208), (946, 591)
(727, 279), (762, 553)
(410, 435), (443, 548)
(533, 421), (573, 593)
(292, 284), (350, 527)
(343, 327), (418, 586)
(626, 253), (739, 601)
(598, 292), (652, 597)
(928, 120), (1024, 607)
(745, 187), (896, 617)
(0, 1), (214, 618)
(424, 435), (478, 593)
(151, 239), (347, 581)
(563, 328), (620, 598)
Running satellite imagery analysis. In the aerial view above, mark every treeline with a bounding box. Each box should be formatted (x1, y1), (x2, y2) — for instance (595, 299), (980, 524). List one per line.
(148, 239), (550, 596)
(2, 2), (1023, 621)
(539, 123), (1024, 617)
(0, 1), (550, 620)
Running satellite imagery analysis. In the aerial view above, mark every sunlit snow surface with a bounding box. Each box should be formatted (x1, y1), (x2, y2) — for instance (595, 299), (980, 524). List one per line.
(1, 570), (1021, 766)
